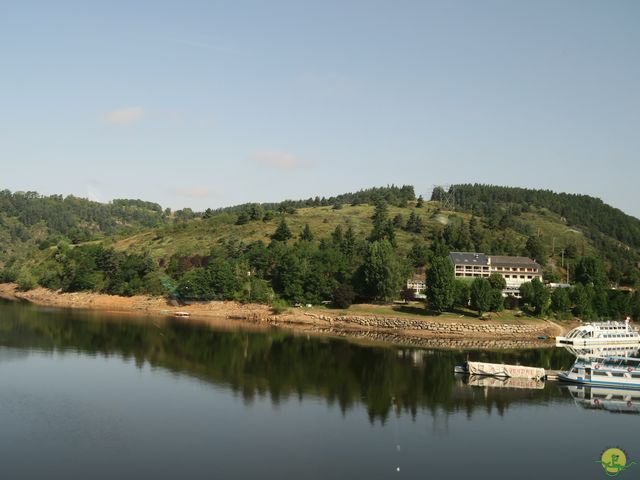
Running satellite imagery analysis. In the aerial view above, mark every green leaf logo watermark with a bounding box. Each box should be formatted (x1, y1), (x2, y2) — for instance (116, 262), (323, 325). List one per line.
(597, 448), (636, 477)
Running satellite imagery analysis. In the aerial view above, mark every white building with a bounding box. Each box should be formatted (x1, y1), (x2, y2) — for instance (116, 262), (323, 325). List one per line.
(449, 252), (543, 297)
(406, 273), (426, 299)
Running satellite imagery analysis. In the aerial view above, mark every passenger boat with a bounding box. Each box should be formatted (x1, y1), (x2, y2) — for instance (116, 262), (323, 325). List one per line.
(174, 311), (191, 318)
(555, 318), (640, 346)
(558, 356), (640, 389)
(564, 385), (640, 414)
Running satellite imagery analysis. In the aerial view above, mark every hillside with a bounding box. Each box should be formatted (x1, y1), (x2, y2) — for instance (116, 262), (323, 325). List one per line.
(0, 190), (169, 262)
(1, 184), (639, 321)
(435, 184), (640, 284)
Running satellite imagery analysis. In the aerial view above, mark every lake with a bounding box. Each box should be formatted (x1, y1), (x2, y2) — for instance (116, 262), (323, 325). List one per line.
(0, 300), (637, 479)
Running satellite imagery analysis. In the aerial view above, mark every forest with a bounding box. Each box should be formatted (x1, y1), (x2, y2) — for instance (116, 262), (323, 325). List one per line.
(1, 184), (640, 321)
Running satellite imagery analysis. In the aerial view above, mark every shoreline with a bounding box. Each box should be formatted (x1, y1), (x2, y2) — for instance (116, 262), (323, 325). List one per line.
(0, 283), (565, 349)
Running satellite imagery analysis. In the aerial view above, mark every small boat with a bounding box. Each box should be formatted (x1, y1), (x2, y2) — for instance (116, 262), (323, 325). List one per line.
(454, 361), (546, 380)
(174, 311), (191, 318)
(558, 355), (640, 389)
(556, 318), (640, 346)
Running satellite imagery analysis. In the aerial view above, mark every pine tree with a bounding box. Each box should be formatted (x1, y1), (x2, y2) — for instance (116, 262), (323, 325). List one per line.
(525, 236), (547, 265)
(300, 223), (314, 242)
(408, 240), (429, 268)
(369, 199), (395, 243)
(331, 225), (343, 245)
(271, 217), (292, 242)
(342, 225), (357, 257)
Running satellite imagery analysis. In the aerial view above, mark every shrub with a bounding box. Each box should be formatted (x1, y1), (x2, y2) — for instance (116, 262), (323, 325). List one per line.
(332, 284), (355, 309)
(0, 267), (18, 283)
(16, 269), (37, 291)
(271, 298), (289, 315)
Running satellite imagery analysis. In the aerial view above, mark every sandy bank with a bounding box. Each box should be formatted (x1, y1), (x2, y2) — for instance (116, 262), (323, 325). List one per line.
(0, 283), (564, 348)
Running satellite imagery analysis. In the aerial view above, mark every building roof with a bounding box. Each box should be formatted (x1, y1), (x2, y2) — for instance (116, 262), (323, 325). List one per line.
(489, 255), (540, 269)
(449, 252), (489, 266)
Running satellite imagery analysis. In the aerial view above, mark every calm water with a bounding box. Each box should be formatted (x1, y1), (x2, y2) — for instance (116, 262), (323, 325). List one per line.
(0, 300), (637, 479)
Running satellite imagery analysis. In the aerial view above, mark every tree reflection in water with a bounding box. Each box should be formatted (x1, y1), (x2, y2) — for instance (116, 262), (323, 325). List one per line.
(0, 300), (575, 422)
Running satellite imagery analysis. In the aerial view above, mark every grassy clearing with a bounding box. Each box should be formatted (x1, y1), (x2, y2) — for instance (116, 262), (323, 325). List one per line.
(309, 302), (539, 324)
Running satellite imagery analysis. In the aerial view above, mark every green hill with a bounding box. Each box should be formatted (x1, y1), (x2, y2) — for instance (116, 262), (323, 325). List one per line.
(1, 184), (639, 320)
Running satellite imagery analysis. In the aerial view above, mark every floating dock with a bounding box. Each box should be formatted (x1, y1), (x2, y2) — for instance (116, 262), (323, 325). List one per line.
(545, 370), (563, 381)
(456, 361), (546, 380)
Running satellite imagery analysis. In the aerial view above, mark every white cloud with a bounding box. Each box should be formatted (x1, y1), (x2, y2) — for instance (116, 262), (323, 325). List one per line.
(251, 150), (302, 170)
(103, 107), (145, 126)
(173, 186), (211, 198)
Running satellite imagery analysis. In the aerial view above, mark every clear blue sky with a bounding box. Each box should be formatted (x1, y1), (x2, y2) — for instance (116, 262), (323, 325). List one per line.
(2, 0), (639, 217)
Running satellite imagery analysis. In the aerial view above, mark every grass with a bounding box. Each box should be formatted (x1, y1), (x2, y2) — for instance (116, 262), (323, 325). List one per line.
(520, 207), (595, 258)
(110, 202), (436, 260)
(312, 302), (540, 324)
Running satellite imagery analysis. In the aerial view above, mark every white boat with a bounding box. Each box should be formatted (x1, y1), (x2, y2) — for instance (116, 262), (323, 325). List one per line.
(555, 318), (640, 346)
(454, 361), (546, 380)
(558, 355), (640, 389)
(564, 385), (640, 414)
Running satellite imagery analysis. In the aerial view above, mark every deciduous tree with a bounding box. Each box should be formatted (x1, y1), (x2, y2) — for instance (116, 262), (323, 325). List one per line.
(361, 240), (404, 302)
(425, 256), (455, 313)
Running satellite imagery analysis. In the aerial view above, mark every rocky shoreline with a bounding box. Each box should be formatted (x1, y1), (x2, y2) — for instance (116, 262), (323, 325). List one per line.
(0, 283), (564, 349)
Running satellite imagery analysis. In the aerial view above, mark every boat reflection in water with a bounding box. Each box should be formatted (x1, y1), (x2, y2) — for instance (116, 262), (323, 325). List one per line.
(562, 344), (640, 358)
(564, 385), (640, 414)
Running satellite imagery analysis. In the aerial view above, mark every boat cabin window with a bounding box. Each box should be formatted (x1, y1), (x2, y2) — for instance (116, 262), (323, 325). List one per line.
(632, 373), (640, 379)
(611, 372), (625, 377)
(571, 368), (579, 373)
(593, 371), (609, 376)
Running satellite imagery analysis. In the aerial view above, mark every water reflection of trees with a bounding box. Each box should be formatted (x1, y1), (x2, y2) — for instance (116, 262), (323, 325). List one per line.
(0, 302), (575, 422)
